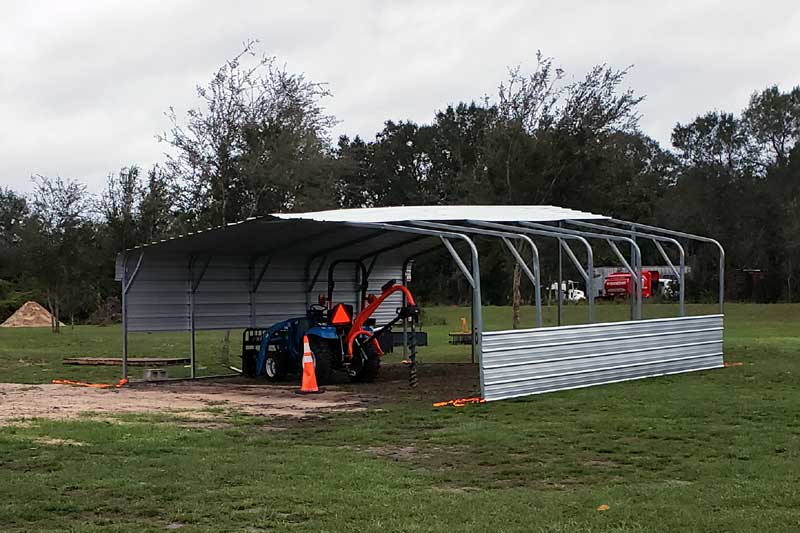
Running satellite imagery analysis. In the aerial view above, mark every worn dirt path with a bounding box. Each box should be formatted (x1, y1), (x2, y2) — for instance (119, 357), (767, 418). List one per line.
(0, 381), (366, 424)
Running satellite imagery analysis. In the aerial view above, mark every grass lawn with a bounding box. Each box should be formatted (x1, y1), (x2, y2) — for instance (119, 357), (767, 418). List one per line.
(1, 303), (799, 531)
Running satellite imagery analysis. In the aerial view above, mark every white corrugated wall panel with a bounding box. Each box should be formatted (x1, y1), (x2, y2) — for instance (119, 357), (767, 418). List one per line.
(481, 315), (724, 401)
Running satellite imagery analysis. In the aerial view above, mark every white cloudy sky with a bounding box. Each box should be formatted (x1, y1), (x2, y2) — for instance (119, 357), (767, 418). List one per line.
(2, 0), (799, 194)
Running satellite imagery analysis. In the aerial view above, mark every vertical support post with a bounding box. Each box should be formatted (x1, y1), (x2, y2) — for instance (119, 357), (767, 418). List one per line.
(440, 236), (479, 365)
(718, 243), (725, 314)
(630, 225), (637, 320)
(188, 257), (196, 380)
(353, 263), (361, 313)
(186, 254), (211, 380)
(557, 225), (563, 326)
(248, 259), (255, 328)
(467, 239), (483, 394)
(121, 257), (129, 380)
(679, 246), (686, 316)
(637, 240), (643, 319)
(469, 297), (475, 363)
(401, 258), (410, 360)
(587, 242), (595, 323)
(532, 242), (542, 328)
(121, 252), (143, 380)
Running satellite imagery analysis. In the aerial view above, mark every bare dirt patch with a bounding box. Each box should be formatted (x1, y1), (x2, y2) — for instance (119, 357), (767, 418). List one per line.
(33, 437), (88, 447)
(0, 380), (367, 424)
(364, 445), (422, 462)
(0, 362), (479, 425)
(343, 362), (480, 403)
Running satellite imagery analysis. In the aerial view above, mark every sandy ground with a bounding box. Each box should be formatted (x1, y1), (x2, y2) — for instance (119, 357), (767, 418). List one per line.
(0, 381), (367, 424)
(0, 363), (480, 425)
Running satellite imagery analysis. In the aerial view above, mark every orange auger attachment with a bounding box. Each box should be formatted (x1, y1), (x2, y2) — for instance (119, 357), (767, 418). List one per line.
(297, 335), (323, 395)
(52, 378), (129, 389)
(433, 396), (486, 408)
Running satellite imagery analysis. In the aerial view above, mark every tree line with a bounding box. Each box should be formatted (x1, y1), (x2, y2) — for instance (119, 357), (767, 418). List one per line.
(1, 42), (798, 327)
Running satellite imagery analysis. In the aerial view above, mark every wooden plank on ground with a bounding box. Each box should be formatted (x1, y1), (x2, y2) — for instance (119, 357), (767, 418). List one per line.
(63, 357), (190, 366)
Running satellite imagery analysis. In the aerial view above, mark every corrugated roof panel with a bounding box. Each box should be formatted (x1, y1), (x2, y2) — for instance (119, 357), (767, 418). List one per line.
(271, 205), (607, 223)
(120, 205), (608, 256)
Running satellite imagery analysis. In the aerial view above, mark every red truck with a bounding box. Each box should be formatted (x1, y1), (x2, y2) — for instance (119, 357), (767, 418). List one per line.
(602, 270), (660, 299)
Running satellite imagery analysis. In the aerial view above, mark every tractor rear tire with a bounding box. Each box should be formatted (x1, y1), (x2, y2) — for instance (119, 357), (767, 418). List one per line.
(308, 336), (335, 385)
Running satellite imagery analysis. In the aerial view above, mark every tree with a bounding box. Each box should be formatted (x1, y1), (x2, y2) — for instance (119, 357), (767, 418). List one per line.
(101, 165), (174, 251)
(0, 188), (31, 321)
(742, 85), (800, 169)
(485, 58), (646, 325)
(161, 40), (338, 227)
(663, 85), (800, 301)
(0, 188), (28, 269)
(25, 175), (96, 332)
(101, 165), (141, 252)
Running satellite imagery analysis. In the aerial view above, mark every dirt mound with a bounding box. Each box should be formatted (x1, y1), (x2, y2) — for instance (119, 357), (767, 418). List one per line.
(1, 301), (64, 328)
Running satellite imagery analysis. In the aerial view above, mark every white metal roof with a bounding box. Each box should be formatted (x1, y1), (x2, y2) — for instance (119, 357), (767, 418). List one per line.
(122, 205), (609, 254)
(271, 205), (607, 223)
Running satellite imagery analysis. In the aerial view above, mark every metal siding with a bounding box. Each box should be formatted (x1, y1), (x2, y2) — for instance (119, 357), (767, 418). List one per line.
(124, 254), (189, 331)
(366, 263), (405, 324)
(125, 253), (405, 332)
(481, 315), (724, 401)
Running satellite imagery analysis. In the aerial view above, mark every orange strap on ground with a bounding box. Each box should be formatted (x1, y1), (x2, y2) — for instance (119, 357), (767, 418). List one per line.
(51, 378), (129, 389)
(724, 361), (744, 368)
(433, 396), (485, 408)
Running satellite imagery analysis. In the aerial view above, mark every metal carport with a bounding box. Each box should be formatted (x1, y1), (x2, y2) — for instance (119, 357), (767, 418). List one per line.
(115, 205), (725, 401)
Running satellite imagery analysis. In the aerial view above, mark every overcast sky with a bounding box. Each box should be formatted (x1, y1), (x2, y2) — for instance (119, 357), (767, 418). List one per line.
(2, 0), (799, 194)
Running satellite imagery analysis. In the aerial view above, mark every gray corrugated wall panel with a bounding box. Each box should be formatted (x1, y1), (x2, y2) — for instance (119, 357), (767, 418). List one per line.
(365, 263), (404, 324)
(305, 259), (404, 325)
(125, 253), (405, 332)
(481, 315), (724, 401)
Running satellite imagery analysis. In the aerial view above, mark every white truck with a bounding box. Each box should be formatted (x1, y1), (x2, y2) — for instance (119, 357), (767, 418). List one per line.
(548, 280), (586, 303)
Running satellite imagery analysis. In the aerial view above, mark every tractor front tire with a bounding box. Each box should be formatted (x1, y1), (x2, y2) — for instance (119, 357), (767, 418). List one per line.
(264, 351), (289, 382)
(308, 336), (335, 385)
(351, 337), (381, 383)
(352, 354), (380, 383)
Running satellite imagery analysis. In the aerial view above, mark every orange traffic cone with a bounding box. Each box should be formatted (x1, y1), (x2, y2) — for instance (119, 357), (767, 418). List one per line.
(297, 335), (323, 394)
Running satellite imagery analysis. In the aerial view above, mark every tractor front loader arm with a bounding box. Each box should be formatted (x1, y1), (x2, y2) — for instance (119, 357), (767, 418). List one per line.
(345, 284), (418, 357)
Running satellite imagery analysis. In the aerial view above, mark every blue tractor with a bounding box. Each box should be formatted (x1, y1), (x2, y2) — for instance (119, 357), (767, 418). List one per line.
(243, 261), (419, 385)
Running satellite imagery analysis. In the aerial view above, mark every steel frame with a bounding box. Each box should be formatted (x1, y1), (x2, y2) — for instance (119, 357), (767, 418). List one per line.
(468, 220), (597, 323)
(302, 230), (387, 308)
(520, 222), (644, 320)
(406, 220), (543, 328)
(566, 220), (687, 316)
(121, 251), (144, 379)
(119, 212), (724, 396)
(341, 222), (484, 390)
(248, 254), (272, 327)
(608, 218), (725, 313)
(188, 255), (212, 379)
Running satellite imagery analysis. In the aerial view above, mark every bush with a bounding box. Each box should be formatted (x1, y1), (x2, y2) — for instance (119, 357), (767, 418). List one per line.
(87, 296), (122, 325)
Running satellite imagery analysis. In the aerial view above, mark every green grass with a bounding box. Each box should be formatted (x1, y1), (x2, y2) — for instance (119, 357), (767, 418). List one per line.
(0, 327), (236, 383)
(1, 304), (800, 531)
(0, 302), (755, 383)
